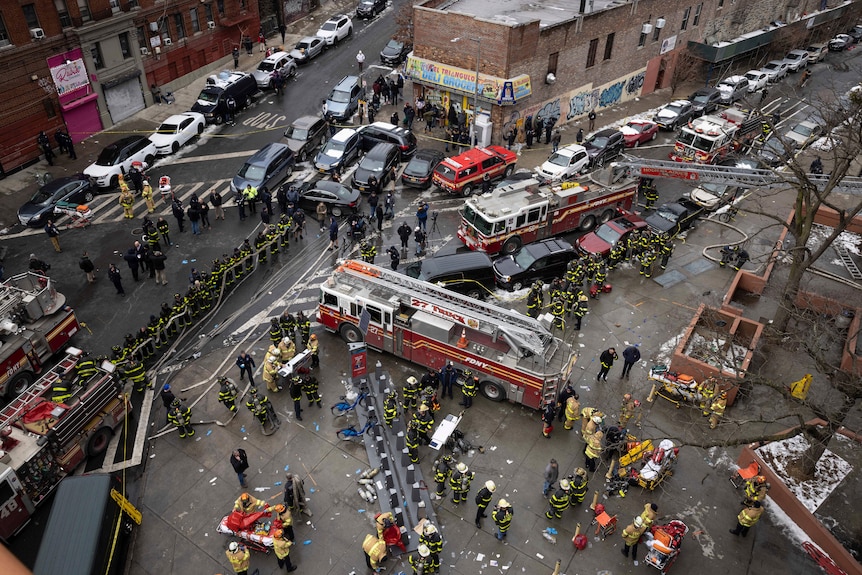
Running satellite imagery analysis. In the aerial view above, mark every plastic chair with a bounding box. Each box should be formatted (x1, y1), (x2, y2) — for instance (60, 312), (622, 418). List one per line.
(730, 461), (760, 488)
(592, 511), (618, 539)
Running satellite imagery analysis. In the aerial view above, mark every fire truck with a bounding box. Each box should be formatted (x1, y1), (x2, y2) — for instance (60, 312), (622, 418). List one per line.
(0, 348), (129, 540)
(457, 166), (639, 255)
(318, 260), (578, 409)
(670, 108), (763, 164)
(0, 272), (80, 399)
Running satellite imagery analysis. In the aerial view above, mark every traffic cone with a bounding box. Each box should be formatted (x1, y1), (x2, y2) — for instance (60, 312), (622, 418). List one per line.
(456, 328), (468, 349)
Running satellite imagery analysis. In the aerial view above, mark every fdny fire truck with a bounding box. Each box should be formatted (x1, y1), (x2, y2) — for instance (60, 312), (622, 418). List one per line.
(457, 166), (638, 255)
(670, 108), (763, 164)
(318, 260), (578, 409)
(0, 348), (129, 540)
(0, 272), (80, 399)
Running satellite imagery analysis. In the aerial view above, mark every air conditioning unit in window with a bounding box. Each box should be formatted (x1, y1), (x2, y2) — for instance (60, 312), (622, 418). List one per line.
(149, 22), (158, 32)
(163, 37), (172, 46)
(655, 18), (666, 29)
(641, 23), (653, 34)
(207, 21), (216, 29)
(140, 47), (150, 56)
(30, 28), (45, 40)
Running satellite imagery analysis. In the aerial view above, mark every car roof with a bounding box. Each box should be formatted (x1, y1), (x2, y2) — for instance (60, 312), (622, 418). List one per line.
(332, 128), (358, 142)
(691, 87), (719, 96)
(412, 149), (445, 161)
(592, 128), (620, 137)
(107, 135), (146, 149)
(334, 75), (360, 90)
(720, 75), (747, 83)
(606, 214), (645, 231)
(745, 70), (766, 76)
(666, 100), (691, 106)
(522, 238), (573, 256)
(263, 51), (290, 62)
(363, 121), (411, 136)
(309, 180), (348, 193)
(766, 60), (785, 65)
(161, 112), (200, 123)
(366, 142), (398, 158)
(442, 146), (513, 167)
(787, 49), (809, 55)
(326, 14), (348, 21)
(417, 252), (494, 276)
(557, 144), (587, 155)
(299, 36), (319, 42)
(292, 115), (323, 128)
(248, 142), (290, 164)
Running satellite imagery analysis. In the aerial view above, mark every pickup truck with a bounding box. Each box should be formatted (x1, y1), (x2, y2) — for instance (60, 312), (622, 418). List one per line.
(644, 198), (703, 236)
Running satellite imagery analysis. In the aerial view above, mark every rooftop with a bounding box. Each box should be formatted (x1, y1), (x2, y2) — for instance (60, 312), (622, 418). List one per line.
(435, 0), (623, 28)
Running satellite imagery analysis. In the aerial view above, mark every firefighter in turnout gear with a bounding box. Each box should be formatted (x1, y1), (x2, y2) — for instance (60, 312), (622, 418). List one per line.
(419, 523), (443, 555)
(639, 177), (659, 208)
(308, 333), (319, 367)
(450, 462), (475, 505)
(168, 398), (195, 438)
(218, 376), (240, 412)
(460, 370), (478, 408)
(546, 478), (571, 519)
(475, 480), (496, 527)
(492, 499), (513, 540)
(279, 311), (296, 342)
(278, 336), (296, 362)
(246, 387), (277, 428)
(551, 295), (566, 330)
(274, 504), (295, 541)
(639, 249), (657, 277)
(409, 544), (437, 575)
(568, 468), (589, 505)
(302, 375), (321, 407)
(52, 371), (75, 403)
(412, 403), (434, 444)
(406, 420), (420, 463)
(298, 311), (311, 346)
(660, 239), (674, 269)
(564, 393), (581, 430)
(709, 390), (727, 429)
(403, 376), (420, 409)
(699, 377), (717, 416)
(383, 391), (399, 427)
(432, 455), (454, 500)
(360, 239), (376, 264)
(226, 541), (250, 575)
(526, 280), (543, 318)
(172, 293), (190, 328)
(75, 353), (98, 381)
(573, 294), (588, 330)
(255, 230), (268, 263)
(263, 354), (281, 393)
(743, 476), (770, 506)
(269, 317), (283, 345)
(123, 357), (148, 392)
(608, 243), (625, 270)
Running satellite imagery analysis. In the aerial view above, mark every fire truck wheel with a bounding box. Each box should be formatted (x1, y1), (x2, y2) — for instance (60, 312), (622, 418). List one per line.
(501, 236), (522, 255)
(599, 209), (615, 224)
(87, 427), (113, 457)
(340, 323), (363, 343)
(6, 372), (34, 398)
(479, 380), (505, 402)
(580, 215), (596, 232)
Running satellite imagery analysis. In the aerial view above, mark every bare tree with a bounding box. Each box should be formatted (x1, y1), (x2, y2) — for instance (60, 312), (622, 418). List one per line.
(669, 48), (705, 96)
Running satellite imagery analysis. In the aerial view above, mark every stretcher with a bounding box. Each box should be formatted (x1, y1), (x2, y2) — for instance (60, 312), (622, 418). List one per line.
(644, 520), (688, 573)
(624, 438), (678, 491)
(648, 365), (703, 408)
(217, 510), (280, 552)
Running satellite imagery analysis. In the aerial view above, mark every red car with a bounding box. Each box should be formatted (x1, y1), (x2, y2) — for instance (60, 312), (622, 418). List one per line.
(620, 120), (659, 148)
(576, 213), (648, 258)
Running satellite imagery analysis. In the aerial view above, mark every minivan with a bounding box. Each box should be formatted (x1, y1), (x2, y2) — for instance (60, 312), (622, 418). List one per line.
(324, 75), (363, 123)
(230, 142), (295, 198)
(358, 122), (418, 158)
(191, 70), (258, 124)
(353, 143), (400, 193)
(405, 252), (496, 299)
(315, 128), (362, 174)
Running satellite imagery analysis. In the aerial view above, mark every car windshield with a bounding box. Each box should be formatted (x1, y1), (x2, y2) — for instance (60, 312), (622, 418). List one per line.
(595, 224), (623, 246)
(405, 157), (431, 174)
(296, 41), (311, 50)
(285, 126), (309, 140)
(197, 91), (219, 104)
(764, 64), (778, 71)
(692, 94), (710, 104)
(745, 74), (760, 82)
(361, 158), (385, 171)
(791, 124), (815, 137)
(156, 123), (179, 135)
(699, 183), (725, 194)
(787, 53), (801, 60)
(329, 90), (351, 103)
(588, 136), (609, 148)
(259, 61), (276, 72)
(512, 249), (539, 269)
(236, 163), (266, 181)
(665, 104), (685, 113)
(461, 204), (493, 235)
(95, 146), (122, 166)
(546, 152), (571, 167)
(320, 22), (337, 31)
(321, 141), (345, 157)
(385, 40), (403, 51)
(434, 163), (456, 180)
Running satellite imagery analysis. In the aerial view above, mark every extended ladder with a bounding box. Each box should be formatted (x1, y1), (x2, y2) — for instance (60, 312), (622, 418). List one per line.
(834, 244), (862, 280)
(0, 349), (82, 431)
(338, 260), (551, 356)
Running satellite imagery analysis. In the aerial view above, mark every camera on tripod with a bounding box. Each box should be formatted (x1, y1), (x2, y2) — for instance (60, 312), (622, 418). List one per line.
(431, 211), (438, 221)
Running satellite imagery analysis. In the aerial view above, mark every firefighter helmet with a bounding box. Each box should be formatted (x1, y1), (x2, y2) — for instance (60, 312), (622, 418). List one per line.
(456, 462), (468, 473)
(634, 516), (644, 528)
(560, 479), (571, 490)
(249, 387), (258, 395)
(485, 480), (496, 492)
(310, 334), (317, 340)
(229, 542), (239, 552)
(423, 523), (437, 535)
(418, 403), (429, 413)
(498, 499), (510, 508)
(171, 398), (180, 408)
(406, 376), (418, 385)
(240, 493), (250, 503)
(273, 529), (284, 539)
(624, 393), (632, 400)
(418, 544), (430, 557)
(274, 504), (286, 513)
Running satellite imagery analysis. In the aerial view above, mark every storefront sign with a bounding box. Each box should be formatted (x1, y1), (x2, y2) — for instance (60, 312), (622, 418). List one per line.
(406, 55), (531, 103)
(49, 58), (89, 96)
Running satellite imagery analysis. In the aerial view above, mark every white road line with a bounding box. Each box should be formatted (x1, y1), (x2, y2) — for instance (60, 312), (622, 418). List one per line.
(167, 149), (262, 165)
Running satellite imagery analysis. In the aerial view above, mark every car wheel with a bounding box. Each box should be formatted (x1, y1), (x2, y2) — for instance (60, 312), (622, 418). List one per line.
(504, 165), (514, 177)
(633, 140), (640, 148)
(479, 380), (506, 402)
(331, 206), (342, 217)
(197, 123), (205, 135)
(580, 215), (597, 231)
(285, 166), (293, 179)
(145, 155), (155, 166)
(511, 280), (523, 291)
(462, 184), (474, 197)
(171, 142), (180, 154)
(501, 235), (522, 255)
(651, 131), (657, 140)
(84, 190), (95, 202)
(298, 150), (307, 163)
(214, 114), (224, 125)
(110, 175), (119, 188)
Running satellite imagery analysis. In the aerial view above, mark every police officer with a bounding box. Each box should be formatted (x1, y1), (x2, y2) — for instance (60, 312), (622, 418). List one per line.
(450, 462), (475, 505)
(218, 376), (239, 412)
(439, 362), (457, 400)
(475, 479), (496, 527)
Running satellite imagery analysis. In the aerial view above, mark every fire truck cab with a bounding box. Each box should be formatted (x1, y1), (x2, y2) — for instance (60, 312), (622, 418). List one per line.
(670, 108), (763, 164)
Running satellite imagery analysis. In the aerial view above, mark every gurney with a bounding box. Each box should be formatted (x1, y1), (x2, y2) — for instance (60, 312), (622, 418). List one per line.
(644, 520), (688, 573)
(648, 365), (703, 408)
(217, 510), (280, 552)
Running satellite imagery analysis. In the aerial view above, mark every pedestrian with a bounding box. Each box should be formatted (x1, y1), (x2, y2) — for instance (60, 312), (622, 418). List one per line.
(199, 199), (211, 230)
(284, 472), (312, 516)
(730, 501), (763, 537)
(440, 362), (456, 399)
(61, 129), (77, 159)
(551, 129), (561, 152)
(37, 131), (54, 166)
(243, 184), (258, 214)
(384, 192), (395, 219)
(210, 189), (225, 220)
(588, 109), (596, 131)
(150, 83), (162, 105)
(159, 383), (176, 416)
(356, 50), (365, 73)
(542, 459), (559, 497)
(387, 246), (400, 270)
(225, 541), (249, 575)
(236, 351), (256, 384)
(273, 529), (297, 572)
(475, 480), (495, 528)
(492, 499), (513, 541)
(187, 201), (202, 235)
(621, 516), (647, 560)
(759, 87), (768, 105)
(150, 250), (167, 285)
(368, 190), (379, 220)
(316, 201), (327, 232)
(171, 198), (185, 232)
(260, 206), (271, 226)
(541, 401), (556, 438)
(621, 344), (640, 378)
(225, 95), (237, 126)
(576, 128), (584, 144)
(414, 226), (426, 256)
(362, 533), (388, 573)
(375, 204), (384, 232)
(257, 29), (266, 52)
(243, 35), (253, 55)
(123, 247), (140, 281)
(327, 215), (339, 251)
(108, 263), (124, 296)
(597, 347), (618, 381)
(545, 119), (554, 144)
(79, 251), (96, 283)
(44, 219), (61, 252)
(416, 202), (429, 232)
(525, 122), (534, 148)
(396, 221), (412, 249)
(128, 163), (144, 196)
(230, 449), (249, 487)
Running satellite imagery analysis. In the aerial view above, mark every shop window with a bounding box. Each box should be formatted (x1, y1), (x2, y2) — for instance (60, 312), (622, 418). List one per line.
(604, 33), (614, 60)
(693, 3), (703, 26)
(174, 13), (186, 39)
(0, 16), (10, 47)
(547, 52), (558, 76)
(119, 32), (131, 58)
(90, 42), (104, 68)
(54, 0), (71, 28)
(586, 38), (598, 69)
(681, 7), (690, 30)
(190, 7), (200, 33)
(22, 4), (40, 30)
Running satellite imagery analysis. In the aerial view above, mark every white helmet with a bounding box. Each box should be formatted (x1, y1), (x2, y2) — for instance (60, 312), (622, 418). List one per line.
(423, 523), (437, 535)
(498, 499), (510, 508)
(634, 516), (644, 528)
(560, 479), (570, 490)
(268, 356), (276, 363)
(457, 462), (468, 473)
(407, 376), (418, 384)
(485, 480), (496, 492)
(592, 415), (603, 424)
(228, 542), (239, 552)
(418, 544), (430, 557)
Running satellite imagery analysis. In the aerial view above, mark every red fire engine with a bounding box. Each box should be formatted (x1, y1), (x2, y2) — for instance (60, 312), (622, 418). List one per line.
(670, 108), (763, 164)
(457, 166), (638, 255)
(0, 348), (130, 540)
(0, 272), (80, 399)
(318, 260), (578, 409)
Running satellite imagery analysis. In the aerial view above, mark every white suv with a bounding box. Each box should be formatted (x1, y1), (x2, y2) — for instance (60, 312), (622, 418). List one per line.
(316, 15), (353, 45)
(783, 49), (810, 72)
(535, 144), (589, 181)
(84, 136), (157, 188)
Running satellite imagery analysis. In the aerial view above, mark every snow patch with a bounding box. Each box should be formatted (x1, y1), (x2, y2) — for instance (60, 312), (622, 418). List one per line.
(655, 329), (686, 365)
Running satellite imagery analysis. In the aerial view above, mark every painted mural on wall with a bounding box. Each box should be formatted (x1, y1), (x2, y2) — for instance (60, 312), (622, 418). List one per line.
(502, 68), (646, 137)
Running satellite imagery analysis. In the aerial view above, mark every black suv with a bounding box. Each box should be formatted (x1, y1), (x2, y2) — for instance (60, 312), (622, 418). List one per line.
(358, 122), (417, 158)
(352, 143), (401, 193)
(356, 0), (386, 18)
(492, 238), (577, 291)
(689, 87), (722, 116)
(584, 129), (625, 169)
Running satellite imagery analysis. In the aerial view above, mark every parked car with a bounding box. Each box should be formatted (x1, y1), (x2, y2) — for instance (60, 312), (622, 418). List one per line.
(296, 179), (361, 216)
(760, 60), (789, 83)
(829, 34), (852, 51)
(324, 75), (363, 123)
(316, 15), (353, 45)
(290, 36), (326, 63)
(492, 238), (577, 291)
(848, 24), (862, 42)
(688, 87), (722, 116)
(352, 143), (400, 194)
(83, 135), (156, 188)
(283, 115), (328, 162)
(783, 49), (810, 72)
(401, 149), (445, 189)
(357, 121), (417, 157)
(148, 112), (206, 156)
(688, 182), (741, 210)
(583, 129), (625, 168)
(251, 51), (296, 88)
(380, 39), (411, 66)
(654, 100), (695, 130)
(620, 120), (659, 147)
(644, 200), (702, 236)
(230, 142), (295, 199)
(356, 0), (386, 19)
(744, 70), (769, 93)
(576, 214), (648, 258)
(314, 128), (362, 175)
(18, 174), (97, 227)
(756, 136), (790, 167)
(784, 120), (823, 149)
(805, 43), (828, 63)
(405, 252), (496, 299)
(716, 76), (750, 103)
(535, 144), (589, 181)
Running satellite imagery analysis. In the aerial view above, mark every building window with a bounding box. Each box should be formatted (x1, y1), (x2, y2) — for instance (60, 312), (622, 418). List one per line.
(54, 0), (71, 27)
(77, 0), (91, 22)
(190, 7), (200, 33)
(90, 42), (104, 68)
(137, 25), (145, 44)
(119, 31), (131, 58)
(44, 98), (56, 118)
(204, 3), (214, 23)
(604, 33), (614, 60)
(22, 4), (40, 30)
(0, 16), (10, 47)
(718, 0), (724, 7)
(681, 7), (690, 31)
(127, 0), (137, 7)
(693, 3), (703, 26)
(653, 19), (662, 41)
(216, 0), (224, 16)
(586, 38), (598, 68)
(174, 13), (186, 39)
(109, 0), (120, 13)
(547, 52), (559, 75)
(638, 27), (647, 48)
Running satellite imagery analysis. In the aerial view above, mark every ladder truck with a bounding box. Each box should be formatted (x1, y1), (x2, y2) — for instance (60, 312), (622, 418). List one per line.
(317, 260), (578, 410)
(0, 347), (130, 541)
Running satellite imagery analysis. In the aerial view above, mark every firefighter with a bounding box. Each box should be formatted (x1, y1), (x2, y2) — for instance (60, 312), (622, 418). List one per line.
(360, 239), (376, 264)
(583, 414), (603, 441)
(551, 295), (566, 331)
(720, 245), (738, 267)
(405, 420), (420, 463)
(225, 541), (250, 575)
(660, 239), (675, 269)
(308, 333), (319, 367)
(172, 293), (189, 328)
(460, 371), (478, 408)
(730, 501), (763, 537)
(218, 376), (239, 412)
(526, 280), (544, 318)
(246, 388), (274, 427)
(568, 467), (589, 505)
(743, 475), (770, 505)
(432, 454), (454, 500)
(584, 430), (603, 472)
(289, 375), (303, 421)
(255, 230), (268, 263)
(699, 377), (717, 416)
(274, 503), (295, 541)
(640, 177), (659, 209)
(297, 311), (311, 346)
(732, 248), (750, 271)
(573, 294), (588, 331)
(234, 491), (268, 513)
(475, 479), (496, 527)
(269, 317), (283, 345)
(52, 371), (75, 403)
(383, 391), (399, 427)
(409, 544), (435, 575)
(124, 357), (148, 392)
(301, 374), (321, 407)
(621, 515), (647, 560)
(709, 390), (727, 429)
(403, 376), (420, 409)
(492, 499), (513, 541)
(564, 393), (581, 430)
(639, 249), (657, 277)
(593, 264), (607, 294)
(272, 529), (297, 572)
(608, 243), (625, 270)
(267, 225), (280, 256)
(263, 355), (281, 393)
(278, 213), (291, 249)
(619, 393), (636, 427)
(640, 502), (658, 527)
(581, 407), (603, 435)
(421, 368), (440, 391)
(279, 311), (296, 343)
(412, 403), (434, 444)
(362, 533), (389, 572)
(450, 462), (475, 505)
(168, 398), (195, 438)
(419, 523), (443, 555)
(279, 336), (296, 362)
(546, 478), (571, 519)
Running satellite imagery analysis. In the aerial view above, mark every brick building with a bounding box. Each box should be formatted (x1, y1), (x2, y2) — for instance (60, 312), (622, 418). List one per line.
(408, 0), (858, 145)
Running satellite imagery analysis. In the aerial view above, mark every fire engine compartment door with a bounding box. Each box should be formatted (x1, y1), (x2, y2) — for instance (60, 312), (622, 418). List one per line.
(352, 299), (393, 352)
(0, 464), (35, 540)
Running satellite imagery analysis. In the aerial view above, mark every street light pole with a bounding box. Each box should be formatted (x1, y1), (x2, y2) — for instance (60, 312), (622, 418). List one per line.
(451, 36), (482, 144)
